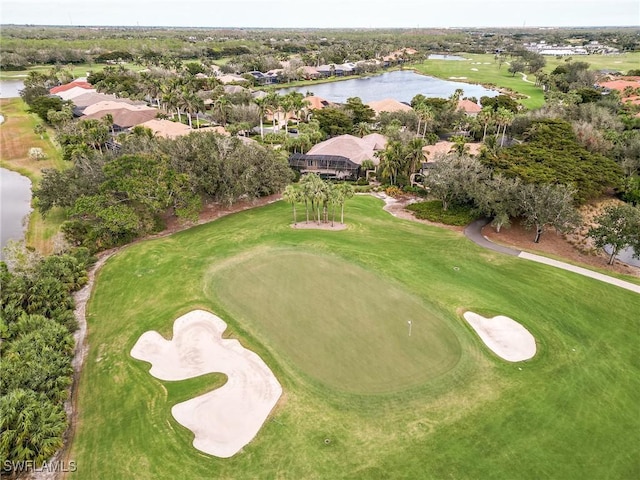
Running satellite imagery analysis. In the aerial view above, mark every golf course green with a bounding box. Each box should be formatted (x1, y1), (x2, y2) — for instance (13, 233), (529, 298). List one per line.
(69, 195), (640, 479)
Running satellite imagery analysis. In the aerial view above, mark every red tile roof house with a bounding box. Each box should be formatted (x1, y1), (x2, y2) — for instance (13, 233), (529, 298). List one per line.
(288, 134), (387, 180)
(367, 98), (413, 115)
(304, 95), (332, 110)
(457, 99), (482, 116)
(50, 81), (93, 95)
(82, 102), (158, 131)
(422, 141), (483, 162)
(597, 77), (640, 104)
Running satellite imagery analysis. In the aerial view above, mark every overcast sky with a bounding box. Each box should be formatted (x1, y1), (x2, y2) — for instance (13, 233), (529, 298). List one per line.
(1, 0), (639, 28)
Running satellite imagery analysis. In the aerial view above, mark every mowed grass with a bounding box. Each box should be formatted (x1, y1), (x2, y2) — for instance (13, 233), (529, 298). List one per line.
(414, 54), (545, 109)
(0, 98), (67, 254)
(69, 196), (640, 479)
(415, 51), (640, 110)
(207, 249), (461, 393)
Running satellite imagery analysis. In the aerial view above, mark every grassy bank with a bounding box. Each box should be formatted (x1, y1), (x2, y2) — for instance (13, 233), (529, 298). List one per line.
(0, 97), (66, 254)
(69, 196), (639, 479)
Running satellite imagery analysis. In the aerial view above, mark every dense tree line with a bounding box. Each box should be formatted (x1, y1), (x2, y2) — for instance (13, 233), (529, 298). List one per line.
(482, 119), (623, 204)
(422, 153), (581, 243)
(2, 25), (638, 71)
(34, 131), (294, 252)
(1, 248), (92, 475)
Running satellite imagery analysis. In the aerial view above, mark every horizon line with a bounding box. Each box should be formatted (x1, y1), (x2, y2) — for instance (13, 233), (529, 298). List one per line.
(2, 23), (639, 30)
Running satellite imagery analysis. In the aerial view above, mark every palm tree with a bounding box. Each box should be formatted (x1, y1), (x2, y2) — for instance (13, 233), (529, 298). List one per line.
(280, 94), (293, 134)
(140, 73), (162, 108)
(449, 135), (470, 155)
(405, 137), (426, 175)
(102, 113), (115, 136)
(161, 85), (180, 122)
(264, 92), (281, 132)
(0, 389), (66, 469)
(495, 107), (515, 147)
(335, 182), (355, 224)
(353, 122), (371, 137)
(312, 176), (327, 224)
(254, 96), (267, 140)
(477, 106), (494, 143)
(282, 185), (300, 225)
(287, 91), (306, 128)
(299, 174), (314, 223)
(212, 95), (232, 126)
(376, 141), (405, 185)
(181, 91), (205, 129)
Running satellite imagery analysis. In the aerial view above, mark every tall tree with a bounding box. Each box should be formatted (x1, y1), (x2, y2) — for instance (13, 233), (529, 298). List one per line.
(335, 182), (355, 224)
(282, 185), (300, 225)
(588, 204), (640, 265)
(517, 183), (580, 243)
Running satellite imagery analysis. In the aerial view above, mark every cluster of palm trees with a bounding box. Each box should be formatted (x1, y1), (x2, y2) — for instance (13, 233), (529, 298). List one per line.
(476, 105), (516, 146)
(138, 75), (206, 129)
(255, 91), (308, 138)
(138, 67), (311, 137)
(376, 137), (427, 186)
(282, 174), (355, 226)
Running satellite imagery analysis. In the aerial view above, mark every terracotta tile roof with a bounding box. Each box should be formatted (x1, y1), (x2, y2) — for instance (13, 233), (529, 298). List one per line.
(304, 95), (330, 110)
(597, 77), (640, 92)
(138, 119), (192, 138)
(217, 74), (249, 84)
(82, 101), (156, 116)
(138, 120), (231, 138)
(82, 108), (158, 129)
(307, 134), (387, 165)
(422, 141), (482, 161)
(457, 99), (482, 114)
(367, 98), (413, 115)
(70, 92), (143, 110)
(50, 81), (93, 94)
(55, 86), (97, 100)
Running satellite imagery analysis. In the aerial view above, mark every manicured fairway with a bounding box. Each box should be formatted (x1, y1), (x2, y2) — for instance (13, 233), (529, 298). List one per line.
(68, 196), (640, 480)
(208, 249), (460, 393)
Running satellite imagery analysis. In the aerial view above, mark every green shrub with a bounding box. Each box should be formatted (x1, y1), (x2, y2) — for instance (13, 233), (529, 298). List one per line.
(406, 200), (481, 226)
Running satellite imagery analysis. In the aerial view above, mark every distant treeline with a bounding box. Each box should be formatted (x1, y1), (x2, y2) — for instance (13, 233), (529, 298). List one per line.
(1, 25), (638, 70)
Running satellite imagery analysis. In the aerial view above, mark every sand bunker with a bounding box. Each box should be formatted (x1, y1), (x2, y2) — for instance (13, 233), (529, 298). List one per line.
(463, 311), (536, 362)
(131, 310), (282, 458)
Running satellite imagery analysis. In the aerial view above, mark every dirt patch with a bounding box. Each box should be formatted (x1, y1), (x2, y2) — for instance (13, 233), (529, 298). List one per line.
(291, 222), (347, 231)
(483, 217), (639, 279)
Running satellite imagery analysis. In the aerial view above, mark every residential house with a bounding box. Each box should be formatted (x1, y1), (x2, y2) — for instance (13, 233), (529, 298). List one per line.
(82, 102), (158, 130)
(457, 99), (482, 116)
(289, 133), (387, 179)
(367, 98), (413, 116)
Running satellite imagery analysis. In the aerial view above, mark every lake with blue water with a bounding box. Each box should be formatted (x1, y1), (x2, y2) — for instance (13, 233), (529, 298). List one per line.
(0, 168), (32, 258)
(1, 80), (32, 257)
(278, 70), (498, 104)
(0, 79), (25, 98)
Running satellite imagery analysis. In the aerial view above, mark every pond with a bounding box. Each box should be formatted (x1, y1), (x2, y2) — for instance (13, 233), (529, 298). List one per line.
(0, 79), (25, 98)
(278, 70), (497, 104)
(0, 168), (32, 258)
